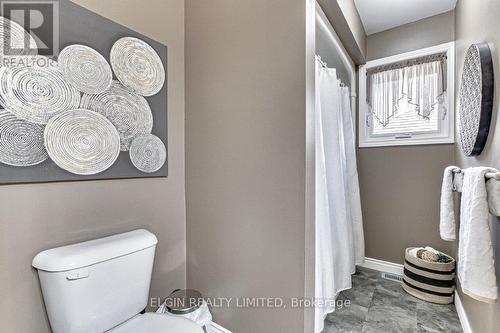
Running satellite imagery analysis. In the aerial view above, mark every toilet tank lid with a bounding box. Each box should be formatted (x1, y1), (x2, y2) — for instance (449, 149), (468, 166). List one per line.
(32, 229), (158, 272)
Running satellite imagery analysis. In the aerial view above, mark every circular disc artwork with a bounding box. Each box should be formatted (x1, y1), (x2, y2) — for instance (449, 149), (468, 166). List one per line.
(110, 37), (165, 96)
(58, 44), (112, 94)
(0, 109), (48, 166)
(459, 43), (494, 156)
(0, 56), (81, 124)
(80, 81), (153, 151)
(129, 134), (166, 173)
(44, 109), (121, 175)
(0, 16), (38, 65)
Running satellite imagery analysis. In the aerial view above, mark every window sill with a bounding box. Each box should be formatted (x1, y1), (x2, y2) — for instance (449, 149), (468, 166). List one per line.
(359, 137), (455, 148)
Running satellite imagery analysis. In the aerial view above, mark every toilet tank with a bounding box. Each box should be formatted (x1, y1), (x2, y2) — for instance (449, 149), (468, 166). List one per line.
(32, 229), (158, 333)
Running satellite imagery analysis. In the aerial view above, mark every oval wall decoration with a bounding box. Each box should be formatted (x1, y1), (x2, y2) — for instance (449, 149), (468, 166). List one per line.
(0, 56), (81, 124)
(459, 43), (494, 156)
(0, 109), (48, 166)
(80, 81), (153, 151)
(129, 134), (166, 173)
(0, 16), (38, 65)
(44, 109), (121, 175)
(58, 44), (113, 94)
(110, 36), (165, 96)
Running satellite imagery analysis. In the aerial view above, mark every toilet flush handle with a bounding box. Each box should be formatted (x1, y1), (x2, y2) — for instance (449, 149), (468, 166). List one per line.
(66, 269), (90, 280)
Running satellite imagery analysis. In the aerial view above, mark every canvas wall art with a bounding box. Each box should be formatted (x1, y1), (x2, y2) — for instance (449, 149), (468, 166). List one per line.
(0, 0), (167, 184)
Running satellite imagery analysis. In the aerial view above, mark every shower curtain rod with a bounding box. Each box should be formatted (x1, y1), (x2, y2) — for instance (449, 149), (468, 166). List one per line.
(315, 2), (356, 98)
(315, 55), (348, 87)
(315, 2), (356, 124)
(316, 55), (328, 69)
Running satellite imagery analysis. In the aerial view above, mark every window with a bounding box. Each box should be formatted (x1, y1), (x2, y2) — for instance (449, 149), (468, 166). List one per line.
(359, 43), (455, 147)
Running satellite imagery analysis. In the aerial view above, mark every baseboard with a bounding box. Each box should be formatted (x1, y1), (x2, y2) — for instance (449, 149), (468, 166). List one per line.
(208, 322), (232, 333)
(454, 291), (473, 333)
(358, 257), (404, 275)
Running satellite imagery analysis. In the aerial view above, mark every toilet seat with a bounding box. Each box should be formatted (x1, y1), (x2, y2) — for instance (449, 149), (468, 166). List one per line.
(108, 313), (204, 333)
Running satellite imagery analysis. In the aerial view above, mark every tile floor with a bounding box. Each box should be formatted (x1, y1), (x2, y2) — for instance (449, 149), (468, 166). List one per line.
(322, 267), (463, 333)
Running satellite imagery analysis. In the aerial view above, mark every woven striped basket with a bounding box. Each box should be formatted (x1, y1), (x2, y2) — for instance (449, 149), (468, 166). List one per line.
(402, 247), (456, 304)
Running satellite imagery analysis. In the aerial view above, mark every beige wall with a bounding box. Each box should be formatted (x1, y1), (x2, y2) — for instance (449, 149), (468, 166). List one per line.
(366, 11), (455, 61)
(185, 0), (307, 332)
(358, 145), (455, 263)
(0, 1), (186, 332)
(454, 1), (500, 332)
(317, 0), (366, 63)
(359, 12), (456, 263)
(337, 0), (366, 59)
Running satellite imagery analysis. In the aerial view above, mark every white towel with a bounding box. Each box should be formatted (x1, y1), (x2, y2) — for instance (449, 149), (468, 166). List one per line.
(440, 166), (460, 241)
(458, 167), (498, 303)
(486, 174), (500, 216)
(408, 246), (440, 258)
(453, 171), (464, 192)
(424, 246), (440, 254)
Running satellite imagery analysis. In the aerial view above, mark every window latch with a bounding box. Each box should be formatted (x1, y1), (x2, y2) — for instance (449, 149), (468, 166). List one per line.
(395, 133), (412, 139)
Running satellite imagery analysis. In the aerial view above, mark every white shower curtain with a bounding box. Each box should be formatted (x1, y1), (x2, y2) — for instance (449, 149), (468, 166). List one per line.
(314, 59), (364, 333)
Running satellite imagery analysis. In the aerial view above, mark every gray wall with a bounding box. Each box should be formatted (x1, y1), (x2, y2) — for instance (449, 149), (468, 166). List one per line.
(316, 19), (351, 85)
(337, 0), (366, 60)
(366, 11), (455, 61)
(0, 1), (186, 332)
(359, 11), (456, 263)
(317, 0), (366, 63)
(185, 0), (307, 332)
(454, 1), (500, 331)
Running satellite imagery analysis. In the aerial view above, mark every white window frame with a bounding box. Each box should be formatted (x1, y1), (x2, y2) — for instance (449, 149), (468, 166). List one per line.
(359, 42), (455, 147)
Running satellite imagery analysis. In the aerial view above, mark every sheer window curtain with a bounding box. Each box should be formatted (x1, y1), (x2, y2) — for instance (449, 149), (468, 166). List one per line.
(314, 58), (364, 333)
(368, 60), (445, 127)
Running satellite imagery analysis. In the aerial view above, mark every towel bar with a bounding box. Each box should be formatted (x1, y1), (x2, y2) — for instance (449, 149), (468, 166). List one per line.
(451, 169), (500, 180)
(451, 168), (500, 216)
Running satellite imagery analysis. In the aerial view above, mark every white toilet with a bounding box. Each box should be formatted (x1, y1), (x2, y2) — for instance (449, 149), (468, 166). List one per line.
(32, 229), (203, 333)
